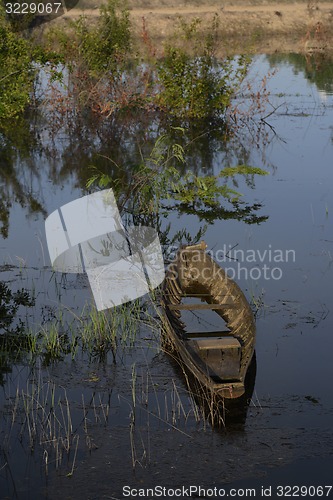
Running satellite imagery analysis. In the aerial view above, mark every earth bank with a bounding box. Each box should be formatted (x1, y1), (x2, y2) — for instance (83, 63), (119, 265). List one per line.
(55, 0), (333, 54)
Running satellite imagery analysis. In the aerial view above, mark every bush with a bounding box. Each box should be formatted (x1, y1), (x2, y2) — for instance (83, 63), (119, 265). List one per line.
(74, 0), (131, 74)
(157, 16), (249, 120)
(0, 11), (34, 119)
(0, 5), (254, 124)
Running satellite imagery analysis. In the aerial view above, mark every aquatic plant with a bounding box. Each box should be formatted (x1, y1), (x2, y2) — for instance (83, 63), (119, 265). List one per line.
(78, 301), (147, 361)
(248, 287), (267, 318)
(3, 296), (157, 368)
(1, 370), (112, 477)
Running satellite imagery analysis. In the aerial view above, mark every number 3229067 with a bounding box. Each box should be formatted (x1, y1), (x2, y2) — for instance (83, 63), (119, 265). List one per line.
(277, 485), (332, 496)
(5, 3), (62, 14)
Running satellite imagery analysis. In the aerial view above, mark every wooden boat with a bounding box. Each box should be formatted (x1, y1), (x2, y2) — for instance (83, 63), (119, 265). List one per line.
(161, 241), (256, 401)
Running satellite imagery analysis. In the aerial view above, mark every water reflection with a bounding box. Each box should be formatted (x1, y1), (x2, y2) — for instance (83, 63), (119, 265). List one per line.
(166, 349), (257, 428)
(0, 115), (47, 238)
(266, 52), (333, 97)
(1, 110), (270, 243)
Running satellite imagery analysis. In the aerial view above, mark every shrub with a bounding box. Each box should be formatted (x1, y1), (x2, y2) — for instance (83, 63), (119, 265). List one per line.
(157, 16), (249, 120)
(74, 0), (131, 74)
(0, 11), (34, 119)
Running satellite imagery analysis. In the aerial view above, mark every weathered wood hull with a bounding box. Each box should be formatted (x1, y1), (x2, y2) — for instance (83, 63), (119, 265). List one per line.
(161, 242), (256, 401)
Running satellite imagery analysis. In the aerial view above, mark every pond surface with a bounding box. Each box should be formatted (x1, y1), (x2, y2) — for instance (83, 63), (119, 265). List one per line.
(1, 53), (333, 499)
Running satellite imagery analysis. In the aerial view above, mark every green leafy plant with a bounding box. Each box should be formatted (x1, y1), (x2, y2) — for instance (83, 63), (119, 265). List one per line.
(0, 12), (34, 119)
(41, 0), (133, 119)
(72, 0), (131, 74)
(41, 10), (254, 122)
(157, 16), (250, 119)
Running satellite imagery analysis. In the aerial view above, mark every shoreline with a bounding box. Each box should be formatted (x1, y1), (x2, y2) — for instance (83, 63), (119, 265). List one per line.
(51, 0), (333, 54)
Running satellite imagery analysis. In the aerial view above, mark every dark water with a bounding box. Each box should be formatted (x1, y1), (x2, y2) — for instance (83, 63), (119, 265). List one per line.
(1, 53), (333, 499)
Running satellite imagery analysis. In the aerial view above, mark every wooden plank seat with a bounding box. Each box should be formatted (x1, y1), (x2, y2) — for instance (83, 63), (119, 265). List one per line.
(168, 303), (236, 311)
(191, 336), (242, 381)
(195, 337), (241, 350)
(186, 330), (233, 338)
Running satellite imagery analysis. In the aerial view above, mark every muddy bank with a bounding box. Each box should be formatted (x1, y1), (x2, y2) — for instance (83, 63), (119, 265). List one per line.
(54, 0), (333, 54)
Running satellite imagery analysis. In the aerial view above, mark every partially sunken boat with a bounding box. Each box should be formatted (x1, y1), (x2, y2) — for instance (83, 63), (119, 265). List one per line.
(161, 241), (256, 401)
